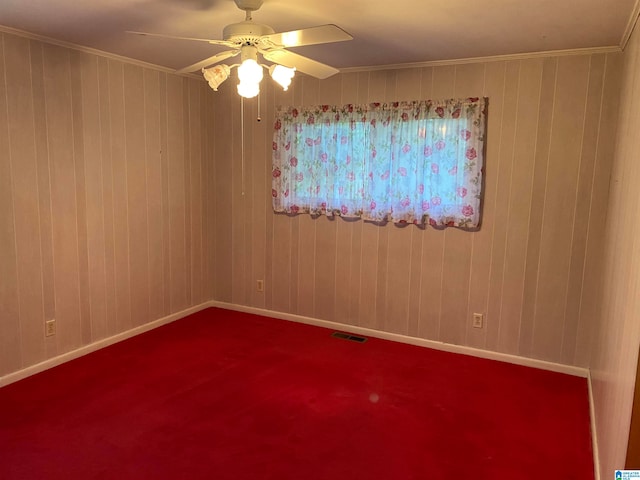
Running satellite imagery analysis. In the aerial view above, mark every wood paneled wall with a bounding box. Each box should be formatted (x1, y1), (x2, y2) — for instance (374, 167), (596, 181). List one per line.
(0, 32), (216, 376)
(0, 26), (627, 407)
(213, 52), (622, 367)
(590, 22), (640, 477)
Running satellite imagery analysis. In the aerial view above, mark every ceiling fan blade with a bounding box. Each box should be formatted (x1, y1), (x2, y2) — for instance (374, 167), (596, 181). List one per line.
(176, 50), (240, 74)
(263, 49), (339, 80)
(127, 31), (234, 47)
(262, 24), (352, 48)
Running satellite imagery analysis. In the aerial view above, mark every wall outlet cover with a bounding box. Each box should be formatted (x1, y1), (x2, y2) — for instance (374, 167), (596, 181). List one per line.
(45, 319), (56, 337)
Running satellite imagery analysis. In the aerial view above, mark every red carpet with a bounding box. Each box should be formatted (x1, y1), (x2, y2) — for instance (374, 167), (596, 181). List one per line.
(0, 308), (594, 479)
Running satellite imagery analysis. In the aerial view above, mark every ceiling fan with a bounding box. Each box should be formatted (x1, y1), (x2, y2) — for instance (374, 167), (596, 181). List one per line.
(129, 0), (353, 98)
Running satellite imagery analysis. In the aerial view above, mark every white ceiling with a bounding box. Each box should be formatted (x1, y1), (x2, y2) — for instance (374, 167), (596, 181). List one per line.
(0, 0), (637, 72)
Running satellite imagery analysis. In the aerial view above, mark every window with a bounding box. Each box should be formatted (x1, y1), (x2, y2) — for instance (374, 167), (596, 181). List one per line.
(272, 97), (486, 228)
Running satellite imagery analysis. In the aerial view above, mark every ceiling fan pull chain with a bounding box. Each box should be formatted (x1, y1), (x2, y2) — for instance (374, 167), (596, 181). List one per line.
(257, 91), (262, 122)
(241, 96), (245, 196)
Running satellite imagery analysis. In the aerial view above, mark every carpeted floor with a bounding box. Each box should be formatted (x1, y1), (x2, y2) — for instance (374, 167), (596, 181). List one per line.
(0, 307), (594, 479)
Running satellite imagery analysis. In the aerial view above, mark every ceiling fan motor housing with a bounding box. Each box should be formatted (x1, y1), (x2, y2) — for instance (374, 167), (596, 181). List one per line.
(234, 0), (263, 11)
(223, 21), (275, 44)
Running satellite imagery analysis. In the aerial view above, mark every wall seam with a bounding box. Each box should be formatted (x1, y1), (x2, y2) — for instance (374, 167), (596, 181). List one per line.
(530, 57), (559, 355)
(2, 34), (25, 367)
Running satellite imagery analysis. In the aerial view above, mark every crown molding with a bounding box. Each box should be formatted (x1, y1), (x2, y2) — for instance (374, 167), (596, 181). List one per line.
(339, 45), (622, 74)
(0, 23), (623, 78)
(0, 24), (200, 78)
(621, 0), (640, 49)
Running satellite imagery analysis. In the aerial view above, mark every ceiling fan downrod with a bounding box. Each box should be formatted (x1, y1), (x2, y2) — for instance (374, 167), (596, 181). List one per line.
(234, 0), (264, 16)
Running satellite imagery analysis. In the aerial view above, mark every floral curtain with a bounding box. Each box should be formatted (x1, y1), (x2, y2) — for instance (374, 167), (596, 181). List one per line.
(272, 97), (486, 228)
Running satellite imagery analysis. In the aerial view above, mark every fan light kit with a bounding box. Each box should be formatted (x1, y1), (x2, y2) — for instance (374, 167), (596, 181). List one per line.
(129, 0), (353, 99)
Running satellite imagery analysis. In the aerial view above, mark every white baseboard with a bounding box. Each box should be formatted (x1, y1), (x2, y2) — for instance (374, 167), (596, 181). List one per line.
(209, 301), (589, 378)
(0, 303), (210, 388)
(1, 300), (590, 387)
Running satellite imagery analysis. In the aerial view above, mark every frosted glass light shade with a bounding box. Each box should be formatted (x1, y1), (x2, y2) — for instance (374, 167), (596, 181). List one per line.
(202, 64), (230, 91)
(237, 59), (263, 84)
(237, 81), (260, 98)
(236, 58), (264, 98)
(269, 64), (295, 91)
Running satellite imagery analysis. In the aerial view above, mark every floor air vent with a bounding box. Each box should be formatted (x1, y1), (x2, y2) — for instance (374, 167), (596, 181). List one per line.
(331, 332), (368, 343)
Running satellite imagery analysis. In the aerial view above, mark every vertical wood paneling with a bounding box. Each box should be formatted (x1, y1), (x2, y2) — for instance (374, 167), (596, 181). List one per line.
(231, 94), (247, 307)
(206, 87), (217, 302)
(383, 224), (412, 335)
(313, 215), (337, 321)
(5, 35), (46, 366)
(271, 212), (292, 312)
(250, 86), (266, 308)
(29, 42), (56, 357)
(182, 80), (193, 306)
(295, 213), (316, 317)
(518, 57), (557, 358)
(334, 215), (353, 324)
(498, 59), (543, 355)
(166, 74), (188, 312)
(533, 55), (590, 361)
(124, 64), (150, 326)
(589, 23), (640, 476)
(244, 93), (256, 308)
(0, 34), (23, 375)
(44, 44), (83, 352)
(484, 61), (519, 351)
(201, 84), (211, 304)
(197, 83), (214, 302)
(466, 62), (503, 349)
(561, 54), (605, 365)
(244, 94), (255, 307)
(201, 86), (210, 301)
(69, 51), (91, 344)
(107, 59), (133, 331)
(188, 81), (203, 305)
(97, 57), (117, 336)
(214, 82), (232, 303)
(80, 53), (108, 341)
(0, 31), (216, 380)
(159, 72), (172, 316)
(575, 53), (623, 367)
(144, 69), (164, 322)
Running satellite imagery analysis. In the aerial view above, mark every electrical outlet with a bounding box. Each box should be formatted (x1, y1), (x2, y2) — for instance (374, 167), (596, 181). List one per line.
(256, 279), (264, 292)
(472, 313), (483, 329)
(45, 319), (56, 337)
